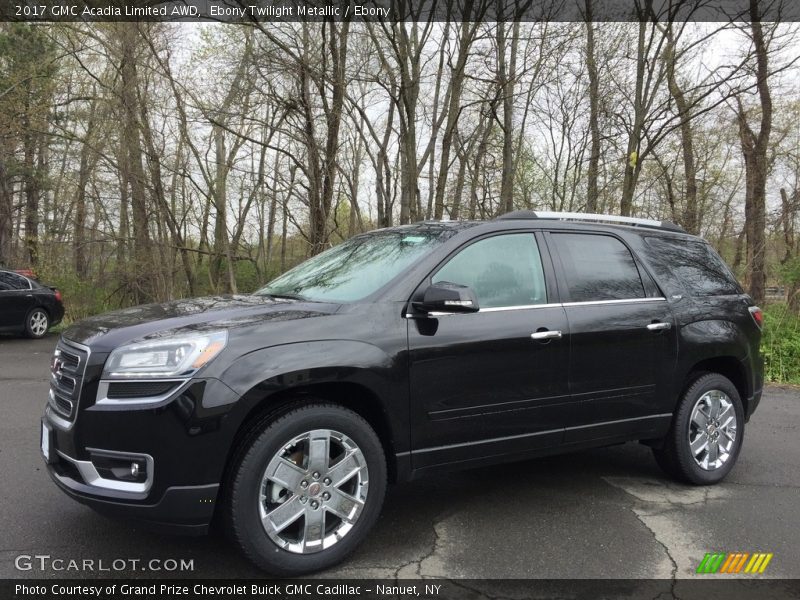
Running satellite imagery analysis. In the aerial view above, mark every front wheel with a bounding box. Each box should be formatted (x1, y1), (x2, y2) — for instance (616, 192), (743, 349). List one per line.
(653, 373), (744, 485)
(25, 308), (50, 339)
(228, 403), (387, 575)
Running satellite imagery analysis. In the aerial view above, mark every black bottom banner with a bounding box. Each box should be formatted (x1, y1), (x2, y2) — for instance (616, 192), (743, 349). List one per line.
(2, 579), (800, 600)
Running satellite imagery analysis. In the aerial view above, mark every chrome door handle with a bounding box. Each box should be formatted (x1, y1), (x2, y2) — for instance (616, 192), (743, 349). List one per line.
(646, 322), (671, 331)
(531, 330), (562, 340)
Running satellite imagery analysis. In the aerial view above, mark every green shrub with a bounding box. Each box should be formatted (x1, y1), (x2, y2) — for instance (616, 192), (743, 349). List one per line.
(761, 304), (800, 384)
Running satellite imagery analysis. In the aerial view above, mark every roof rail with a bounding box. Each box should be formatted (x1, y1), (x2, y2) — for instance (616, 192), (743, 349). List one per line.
(495, 210), (685, 233)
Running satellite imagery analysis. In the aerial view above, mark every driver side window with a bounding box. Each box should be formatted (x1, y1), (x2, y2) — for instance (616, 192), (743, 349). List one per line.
(432, 233), (547, 309)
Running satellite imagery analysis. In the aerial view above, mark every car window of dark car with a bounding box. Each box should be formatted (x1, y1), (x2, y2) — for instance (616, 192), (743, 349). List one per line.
(432, 233), (547, 309)
(551, 233), (646, 302)
(0, 271), (29, 291)
(644, 237), (741, 297)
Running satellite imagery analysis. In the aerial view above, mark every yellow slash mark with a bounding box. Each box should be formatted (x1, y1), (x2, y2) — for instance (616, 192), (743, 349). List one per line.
(744, 554), (759, 573)
(747, 554), (767, 573)
(758, 553), (773, 573)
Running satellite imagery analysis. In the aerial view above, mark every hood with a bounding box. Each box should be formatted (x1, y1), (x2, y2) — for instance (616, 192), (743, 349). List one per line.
(63, 294), (339, 351)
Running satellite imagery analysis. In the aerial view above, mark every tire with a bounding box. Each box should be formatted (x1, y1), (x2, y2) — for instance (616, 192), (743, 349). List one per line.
(25, 307), (50, 339)
(653, 373), (744, 485)
(228, 402), (387, 575)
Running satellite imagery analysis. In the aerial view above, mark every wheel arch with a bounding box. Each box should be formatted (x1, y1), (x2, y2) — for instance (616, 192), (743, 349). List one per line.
(684, 356), (749, 414)
(218, 379), (402, 518)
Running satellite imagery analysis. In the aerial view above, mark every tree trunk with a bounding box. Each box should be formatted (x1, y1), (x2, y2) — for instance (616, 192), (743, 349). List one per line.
(620, 0), (652, 216)
(585, 0), (601, 213)
(0, 152), (13, 265)
(497, 19), (519, 215)
(119, 24), (152, 303)
(736, 0), (772, 307)
(664, 26), (699, 233)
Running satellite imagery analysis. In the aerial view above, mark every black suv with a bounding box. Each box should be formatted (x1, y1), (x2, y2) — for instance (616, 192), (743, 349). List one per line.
(41, 212), (763, 575)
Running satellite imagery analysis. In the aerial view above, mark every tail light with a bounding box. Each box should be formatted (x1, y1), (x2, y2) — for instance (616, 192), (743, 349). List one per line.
(748, 306), (764, 329)
(54, 289), (62, 303)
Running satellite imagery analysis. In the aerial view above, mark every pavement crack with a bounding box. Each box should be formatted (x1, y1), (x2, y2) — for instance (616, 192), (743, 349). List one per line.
(392, 515), (443, 579)
(636, 512), (680, 600)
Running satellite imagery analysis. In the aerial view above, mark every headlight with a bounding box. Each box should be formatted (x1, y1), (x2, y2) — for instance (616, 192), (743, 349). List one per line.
(102, 331), (228, 379)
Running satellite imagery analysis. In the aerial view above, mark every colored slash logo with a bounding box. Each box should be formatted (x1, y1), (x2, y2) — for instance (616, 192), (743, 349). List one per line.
(696, 552), (773, 574)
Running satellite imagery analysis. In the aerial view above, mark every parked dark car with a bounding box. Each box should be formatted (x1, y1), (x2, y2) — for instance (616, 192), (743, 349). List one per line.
(41, 212), (763, 575)
(0, 269), (64, 338)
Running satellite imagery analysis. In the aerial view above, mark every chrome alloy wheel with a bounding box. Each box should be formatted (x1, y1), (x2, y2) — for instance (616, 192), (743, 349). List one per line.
(30, 310), (48, 337)
(258, 429), (369, 554)
(689, 390), (737, 471)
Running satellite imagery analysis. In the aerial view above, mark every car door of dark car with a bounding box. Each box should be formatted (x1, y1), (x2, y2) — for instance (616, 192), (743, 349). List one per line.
(407, 232), (571, 471)
(0, 272), (34, 329)
(546, 231), (677, 442)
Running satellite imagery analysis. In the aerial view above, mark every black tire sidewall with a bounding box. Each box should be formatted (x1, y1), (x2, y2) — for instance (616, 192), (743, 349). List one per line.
(25, 308), (49, 338)
(672, 373), (745, 484)
(230, 404), (387, 575)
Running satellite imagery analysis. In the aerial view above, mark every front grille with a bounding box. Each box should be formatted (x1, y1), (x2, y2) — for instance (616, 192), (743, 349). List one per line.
(48, 339), (89, 423)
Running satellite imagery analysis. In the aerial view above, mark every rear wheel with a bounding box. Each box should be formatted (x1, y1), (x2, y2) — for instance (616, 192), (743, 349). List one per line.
(228, 402), (386, 575)
(653, 373), (744, 485)
(25, 308), (49, 339)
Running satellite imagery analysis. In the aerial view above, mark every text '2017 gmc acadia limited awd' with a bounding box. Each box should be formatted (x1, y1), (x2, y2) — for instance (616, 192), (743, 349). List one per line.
(41, 211), (764, 575)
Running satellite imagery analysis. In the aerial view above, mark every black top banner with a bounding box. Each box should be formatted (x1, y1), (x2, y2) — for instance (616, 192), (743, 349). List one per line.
(3, 0), (800, 22)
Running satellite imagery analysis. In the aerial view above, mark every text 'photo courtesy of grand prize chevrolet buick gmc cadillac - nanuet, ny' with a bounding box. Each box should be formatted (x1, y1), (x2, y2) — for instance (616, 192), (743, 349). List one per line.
(41, 211), (764, 575)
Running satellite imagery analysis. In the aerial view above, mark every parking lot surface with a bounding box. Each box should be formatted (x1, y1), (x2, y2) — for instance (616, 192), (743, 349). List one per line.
(1, 335), (798, 580)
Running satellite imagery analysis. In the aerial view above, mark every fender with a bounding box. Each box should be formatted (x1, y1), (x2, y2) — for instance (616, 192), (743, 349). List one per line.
(216, 339), (410, 454)
(673, 318), (753, 401)
(679, 319), (749, 362)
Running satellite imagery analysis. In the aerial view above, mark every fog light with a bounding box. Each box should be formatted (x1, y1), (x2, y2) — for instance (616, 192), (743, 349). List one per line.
(88, 451), (149, 484)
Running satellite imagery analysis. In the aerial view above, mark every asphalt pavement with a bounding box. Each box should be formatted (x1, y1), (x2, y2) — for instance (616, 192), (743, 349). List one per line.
(1, 334), (798, 580)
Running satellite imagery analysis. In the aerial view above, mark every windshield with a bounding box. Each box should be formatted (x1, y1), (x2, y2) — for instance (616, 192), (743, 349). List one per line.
(255, 227), (457, 302)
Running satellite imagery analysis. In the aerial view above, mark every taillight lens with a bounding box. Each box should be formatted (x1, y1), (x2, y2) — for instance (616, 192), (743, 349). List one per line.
(54, 289), (62, 302)
(749, 306), (763, 329)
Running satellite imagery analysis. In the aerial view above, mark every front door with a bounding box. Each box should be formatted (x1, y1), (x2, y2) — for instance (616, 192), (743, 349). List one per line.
(546, 232), (677, 442)
(407, 232), (572, 470)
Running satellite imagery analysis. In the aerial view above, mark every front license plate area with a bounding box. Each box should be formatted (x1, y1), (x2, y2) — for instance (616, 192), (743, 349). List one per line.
(41, 420), (55, 465)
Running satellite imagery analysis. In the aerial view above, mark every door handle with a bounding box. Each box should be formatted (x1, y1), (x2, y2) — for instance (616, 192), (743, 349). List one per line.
(646, 322), (671, 331)
(531, 330), (562, 340)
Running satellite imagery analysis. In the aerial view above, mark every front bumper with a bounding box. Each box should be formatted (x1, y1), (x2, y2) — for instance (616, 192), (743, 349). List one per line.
(45, 451), (217, 535)
(42, 362), (242, 533)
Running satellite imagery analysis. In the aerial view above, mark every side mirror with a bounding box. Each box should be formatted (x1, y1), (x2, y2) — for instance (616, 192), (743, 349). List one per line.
(414, 282), (480, 314)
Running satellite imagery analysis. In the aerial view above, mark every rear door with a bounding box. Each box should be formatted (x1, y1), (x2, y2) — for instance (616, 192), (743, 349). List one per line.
(0, 271), (35, 329)
(546, 232), (677, 442)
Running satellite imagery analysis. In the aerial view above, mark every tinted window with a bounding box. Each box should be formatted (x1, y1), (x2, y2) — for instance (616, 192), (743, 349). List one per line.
(433, 234), (547, 308)
(551, 233), (645, 302)
(0, 271), (28, 291)
(645, 237), (741, 297)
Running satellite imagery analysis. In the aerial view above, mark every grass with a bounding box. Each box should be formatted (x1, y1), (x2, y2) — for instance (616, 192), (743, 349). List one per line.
(761, 304), (800, 385)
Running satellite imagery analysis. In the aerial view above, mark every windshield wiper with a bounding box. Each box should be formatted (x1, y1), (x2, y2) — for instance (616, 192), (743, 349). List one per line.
(261, 292), (307, 301)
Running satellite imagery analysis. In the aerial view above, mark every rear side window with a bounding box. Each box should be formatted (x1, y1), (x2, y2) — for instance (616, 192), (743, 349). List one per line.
(0, 271), (29, 291)
(550, 233), (645, 302)
(645, 237), (741, 297)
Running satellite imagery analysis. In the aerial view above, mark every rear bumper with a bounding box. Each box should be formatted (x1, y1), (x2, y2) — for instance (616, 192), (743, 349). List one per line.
(744, 352), (764, 421)
(746, 386), (763, 421)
